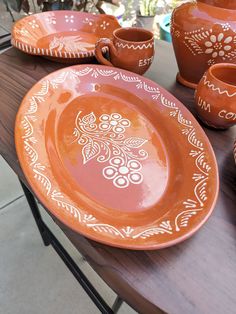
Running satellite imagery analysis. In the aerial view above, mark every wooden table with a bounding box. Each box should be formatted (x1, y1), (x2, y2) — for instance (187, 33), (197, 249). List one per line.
(0, 41), (236, 314)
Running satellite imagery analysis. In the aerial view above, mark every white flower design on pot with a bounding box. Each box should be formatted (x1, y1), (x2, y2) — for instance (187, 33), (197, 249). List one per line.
(99, 113), (130, 133)
(221, 23), (231, 32)
(205, 33), (232, 58)
(103, 157), (143, 188)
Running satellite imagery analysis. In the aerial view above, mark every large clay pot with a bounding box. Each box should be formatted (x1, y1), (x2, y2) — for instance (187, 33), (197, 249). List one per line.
(171, 0), (236, 89)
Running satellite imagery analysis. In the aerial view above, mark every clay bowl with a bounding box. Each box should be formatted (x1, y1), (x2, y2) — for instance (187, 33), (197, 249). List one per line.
(195, 63), (236, 129)
(11, 11), (120, 63)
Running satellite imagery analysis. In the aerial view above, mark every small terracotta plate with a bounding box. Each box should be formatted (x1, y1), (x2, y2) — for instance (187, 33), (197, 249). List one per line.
(15, 65), (219, 250)
(11, 11), (120, 63)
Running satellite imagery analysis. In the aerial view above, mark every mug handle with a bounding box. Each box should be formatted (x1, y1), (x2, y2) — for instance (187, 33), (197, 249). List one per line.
(95, 38), (117, 67)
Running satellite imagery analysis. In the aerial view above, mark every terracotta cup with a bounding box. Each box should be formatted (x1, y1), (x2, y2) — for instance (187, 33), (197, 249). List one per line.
(195, 63), (236, 129)
(95, 27), (154, 75)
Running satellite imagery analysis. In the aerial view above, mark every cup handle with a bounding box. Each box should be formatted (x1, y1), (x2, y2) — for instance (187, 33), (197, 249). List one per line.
(95, 38), (116, 67)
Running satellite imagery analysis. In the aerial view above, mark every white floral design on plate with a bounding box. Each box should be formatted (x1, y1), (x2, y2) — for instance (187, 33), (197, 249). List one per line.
(65, 15), (74, 23)
(99, 113), (130, 133)
(46, 16), (56, 25)
(83, 18), (94, 26)
(29, 20), (39, 29)
(15, 28), (29, 37)
(49, 36), (94, 52)
(73, 111), (148, 189)
(103, 157), (143, 188)
(204, 33), (232, 58)
(100, 21), (109, 30)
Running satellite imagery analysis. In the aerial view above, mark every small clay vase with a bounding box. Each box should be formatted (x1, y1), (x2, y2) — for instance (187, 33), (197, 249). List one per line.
(171, 0), (236, 89)
(95, 27), (154, 75)
(195, 63), (236, 129)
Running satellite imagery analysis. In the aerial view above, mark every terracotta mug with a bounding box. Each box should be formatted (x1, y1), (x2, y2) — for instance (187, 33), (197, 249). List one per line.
(195, 63), (236, 129)
(95, 27), (154, 75)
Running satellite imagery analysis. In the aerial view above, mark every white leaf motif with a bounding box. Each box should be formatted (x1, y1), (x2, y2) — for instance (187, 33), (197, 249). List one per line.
(124, 137), (147, 148)
(82, 141), (100, 164)
(82, 112), (96, 125)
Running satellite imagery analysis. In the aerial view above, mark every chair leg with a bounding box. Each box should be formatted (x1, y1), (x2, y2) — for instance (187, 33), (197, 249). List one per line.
(19, 179), (50, 246)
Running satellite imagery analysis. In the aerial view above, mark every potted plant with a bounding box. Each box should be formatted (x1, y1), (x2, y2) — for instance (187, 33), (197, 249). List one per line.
(158, 1), (187, 42)
(136, 0), (159, 31)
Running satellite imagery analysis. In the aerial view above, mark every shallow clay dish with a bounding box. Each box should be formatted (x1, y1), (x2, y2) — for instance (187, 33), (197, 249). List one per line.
(15, 65), (219, 250)
(11, 11), (120, 63)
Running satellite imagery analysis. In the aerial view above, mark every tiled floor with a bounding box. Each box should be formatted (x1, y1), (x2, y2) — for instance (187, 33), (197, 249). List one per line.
(0, 156), (136, 313)
(0, 157), (23, 209)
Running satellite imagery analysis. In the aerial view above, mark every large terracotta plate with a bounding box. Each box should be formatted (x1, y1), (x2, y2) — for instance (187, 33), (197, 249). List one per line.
(15, 65), (219, 249)
(11, 11), (120, 62)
